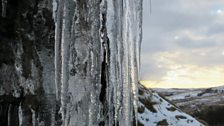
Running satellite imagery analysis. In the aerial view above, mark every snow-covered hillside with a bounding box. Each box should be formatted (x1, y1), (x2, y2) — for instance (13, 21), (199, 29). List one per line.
(155, 85), (224, 101)
(154, 86), (224, 114)
(138, 85), (205, 126)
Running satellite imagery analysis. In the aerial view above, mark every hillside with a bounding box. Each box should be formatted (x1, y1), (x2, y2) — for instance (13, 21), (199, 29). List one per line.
(154, 86), (224, 113)
(154, 86), (224, 125)
(138, 85), (205, 126)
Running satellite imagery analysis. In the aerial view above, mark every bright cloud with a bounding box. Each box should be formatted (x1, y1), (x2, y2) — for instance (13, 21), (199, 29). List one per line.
(141, 55), (224, 88)
(141, 0), (224, 88)
(141, 65), (224, 88)
(141, 49), (224, 88)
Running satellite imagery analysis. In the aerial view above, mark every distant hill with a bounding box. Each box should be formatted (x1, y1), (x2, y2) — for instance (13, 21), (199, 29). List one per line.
(154, 85), (224, 112)
(153, 85), (224, 126)
(138, 84), (205, 126)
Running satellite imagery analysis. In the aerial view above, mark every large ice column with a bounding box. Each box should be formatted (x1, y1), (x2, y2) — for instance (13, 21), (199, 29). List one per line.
(106, 0), (142, 125)
(55, 0), (102, 125)
(67, 0), (102, 124)
(123, 1), (143, 125)
(54, 0), (142, 125)
(105, 1), (121, 125)
(55, 0), (64, 101)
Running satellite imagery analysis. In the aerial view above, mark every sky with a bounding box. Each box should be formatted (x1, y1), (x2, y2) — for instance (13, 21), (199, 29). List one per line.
(140, 0), (224, 88)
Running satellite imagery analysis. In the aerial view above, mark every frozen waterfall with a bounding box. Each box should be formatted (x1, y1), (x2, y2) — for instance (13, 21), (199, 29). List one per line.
(0, 0), (142, 125)
(54, 0), (142, 125)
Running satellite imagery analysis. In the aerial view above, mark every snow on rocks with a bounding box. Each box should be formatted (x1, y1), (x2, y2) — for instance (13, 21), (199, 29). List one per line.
(138, 84), (205, 126)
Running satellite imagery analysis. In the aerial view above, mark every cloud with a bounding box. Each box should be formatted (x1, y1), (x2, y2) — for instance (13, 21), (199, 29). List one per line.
(141, 49), (224, 88)
(141, 0), (224, 88)
(141, 64), (224, 88)
(140, 53), (168, 80)
(206, 24), (224, 35)
(142, 0), (224, 51)
(175, 37), (216, 49)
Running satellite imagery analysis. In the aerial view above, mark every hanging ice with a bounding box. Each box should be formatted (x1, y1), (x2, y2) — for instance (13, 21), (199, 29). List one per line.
(1, 0), (7, 17)
(54, 0), (64, 101)
(106, 0), (143, 125)
(0, 0), (142, 125)
(54, 0), (143, 125)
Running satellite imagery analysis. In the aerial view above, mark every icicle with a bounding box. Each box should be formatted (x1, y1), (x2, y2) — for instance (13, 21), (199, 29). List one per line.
(1, 0), (7, 17)
(54, 0), (143, 125)
(123, 0), (143, 125)
(7, 104), (11, 126)
(31, 109), (36, 126)
(134, 1), (143, 125)
(52, 0), (58, 21)
(55, 0), (64, 101)
(150, 0), (152, 15)
(106, 0), (124, 125)
(106, 0), (142, 125)
(60, 0), (74, 125)
(121, 1), (132, 123)
(18, 104), (23, 126)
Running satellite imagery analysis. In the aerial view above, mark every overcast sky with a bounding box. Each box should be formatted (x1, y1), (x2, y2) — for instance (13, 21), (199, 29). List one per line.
(140, 0), (224, 88)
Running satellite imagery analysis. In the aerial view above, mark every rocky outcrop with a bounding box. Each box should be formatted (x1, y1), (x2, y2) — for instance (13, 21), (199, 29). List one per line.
(0, 0), (56, 125)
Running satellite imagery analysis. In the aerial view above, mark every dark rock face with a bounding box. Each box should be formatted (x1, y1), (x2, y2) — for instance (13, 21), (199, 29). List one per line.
(0, 0), (56, 125)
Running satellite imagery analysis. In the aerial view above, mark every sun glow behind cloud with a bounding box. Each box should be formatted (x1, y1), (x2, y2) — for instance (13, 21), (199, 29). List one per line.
(141, 65), (224, 88)
(141, 50), (224, 88)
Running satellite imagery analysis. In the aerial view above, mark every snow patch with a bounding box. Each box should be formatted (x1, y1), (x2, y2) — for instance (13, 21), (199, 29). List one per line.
(138, 85), (205, 126)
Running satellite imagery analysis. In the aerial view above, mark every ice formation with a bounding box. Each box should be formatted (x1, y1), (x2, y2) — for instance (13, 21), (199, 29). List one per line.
(1, 0), (7, 17)
(0, 0), (142, 125)
(54, 0), (142, 125)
